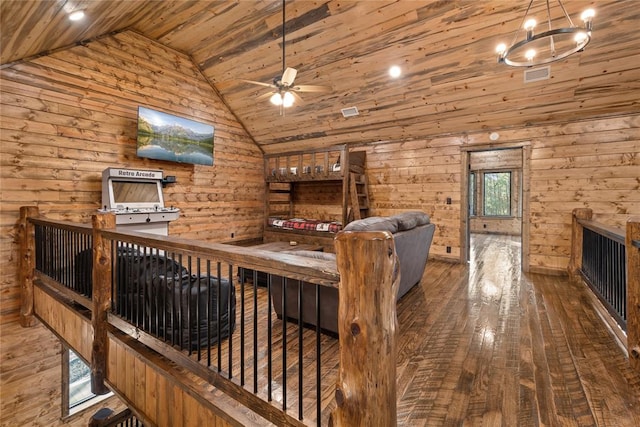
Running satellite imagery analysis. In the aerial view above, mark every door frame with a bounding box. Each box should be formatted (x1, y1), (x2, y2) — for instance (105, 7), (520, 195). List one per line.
(460, 143), (531, 272)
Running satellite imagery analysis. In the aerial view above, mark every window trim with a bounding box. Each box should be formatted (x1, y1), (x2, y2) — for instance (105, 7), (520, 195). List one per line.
(61, 345), (113, 420)
(469, 169), (517, 219)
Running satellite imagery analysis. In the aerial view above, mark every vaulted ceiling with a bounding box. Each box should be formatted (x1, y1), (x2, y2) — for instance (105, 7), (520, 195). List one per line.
(2, 1), (639, 153)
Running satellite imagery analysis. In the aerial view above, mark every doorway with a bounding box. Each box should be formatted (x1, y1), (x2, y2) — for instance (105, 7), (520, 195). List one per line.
(460, 144), (531, 272)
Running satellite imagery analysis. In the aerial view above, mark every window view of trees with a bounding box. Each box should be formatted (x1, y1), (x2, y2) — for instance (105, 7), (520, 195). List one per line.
(483, 172), (511, 216)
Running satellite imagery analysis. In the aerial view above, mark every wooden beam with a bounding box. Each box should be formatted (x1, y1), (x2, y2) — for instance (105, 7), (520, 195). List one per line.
(91, 212), (116, 395)
(567, 208), (593, 282)
(331, 230), (399, 426)
(626, 216), (640, 373)
(19, 206), (39, 327)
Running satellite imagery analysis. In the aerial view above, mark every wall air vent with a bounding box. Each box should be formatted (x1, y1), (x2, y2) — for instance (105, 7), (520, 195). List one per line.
(524, 65), (551, 83)
(341, 106), (359, 117)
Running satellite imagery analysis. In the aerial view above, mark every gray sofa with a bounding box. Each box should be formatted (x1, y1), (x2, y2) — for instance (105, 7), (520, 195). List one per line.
(270, 211), (435, 335)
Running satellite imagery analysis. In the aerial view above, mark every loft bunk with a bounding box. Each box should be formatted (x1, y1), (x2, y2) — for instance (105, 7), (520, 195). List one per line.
(264, 145), (369, 251)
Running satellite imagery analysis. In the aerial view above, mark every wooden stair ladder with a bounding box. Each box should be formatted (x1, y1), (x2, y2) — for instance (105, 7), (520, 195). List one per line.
(267, 182), (293, 223)
(348, 172), (370, 221)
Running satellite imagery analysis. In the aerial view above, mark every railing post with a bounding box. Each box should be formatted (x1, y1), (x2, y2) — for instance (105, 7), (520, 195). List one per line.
(89, 408), (114, 427)
(89, 407), (135, 427)
(91, 212), (116, 395)
(330, 231), (399, 427)
(19, 206), (39, 327)
(627, 216), (640, 372)
(568, 208), (593, 282)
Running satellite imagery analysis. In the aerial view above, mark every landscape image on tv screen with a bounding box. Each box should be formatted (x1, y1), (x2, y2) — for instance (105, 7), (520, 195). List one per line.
(136, 106), (214, 166)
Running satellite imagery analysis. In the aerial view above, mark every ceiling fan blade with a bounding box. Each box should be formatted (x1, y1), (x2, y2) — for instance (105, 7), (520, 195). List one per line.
(291, 91), (304, 104)
(281, 67), (297, 86)
(292, 84), (331, 93)
(239, 79), (276, 89)
(257, 91), (276, 100)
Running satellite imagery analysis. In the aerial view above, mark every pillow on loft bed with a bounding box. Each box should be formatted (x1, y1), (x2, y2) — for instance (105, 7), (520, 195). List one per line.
(269, 162), (341, 176)
(268, 217), (342, 233)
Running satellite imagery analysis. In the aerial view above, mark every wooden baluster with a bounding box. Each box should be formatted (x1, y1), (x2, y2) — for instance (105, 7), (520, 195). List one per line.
(19, 206), (39, 327)
(568, 208), (593, 282)
(331, 230), (399, 427)
(91, 212), (116, 395)
(627, 216), (640, 373)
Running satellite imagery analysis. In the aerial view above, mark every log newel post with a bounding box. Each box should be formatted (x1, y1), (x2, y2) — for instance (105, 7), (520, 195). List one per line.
(626, 216), (640, 373)
(91, 212), (116, 395)
(330, 231), (399, 427)
(19, 206), (39, 327)
(568, 208), (593, 282)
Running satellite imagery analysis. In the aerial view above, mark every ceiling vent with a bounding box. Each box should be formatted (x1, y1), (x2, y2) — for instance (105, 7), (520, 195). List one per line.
(341, 106), (359, 118)
(524, 65), (551, 83)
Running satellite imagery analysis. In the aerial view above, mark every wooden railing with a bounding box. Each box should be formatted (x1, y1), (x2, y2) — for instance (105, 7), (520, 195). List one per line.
(19, 206), (399, 426)
(568, 209), (640, 373)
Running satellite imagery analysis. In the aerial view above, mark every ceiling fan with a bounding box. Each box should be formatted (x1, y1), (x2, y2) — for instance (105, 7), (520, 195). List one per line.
(241, 0), (329, 111)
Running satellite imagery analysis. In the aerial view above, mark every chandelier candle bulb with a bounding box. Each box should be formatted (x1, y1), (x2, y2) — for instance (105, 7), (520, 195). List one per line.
(575, 32), (588, 45)
(526, 49), (536, 61)
(524, 19), (536, 40)
(582, 9), (595, 31)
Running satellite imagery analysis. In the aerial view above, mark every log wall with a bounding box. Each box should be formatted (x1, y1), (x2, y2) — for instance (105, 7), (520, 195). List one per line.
(0, 30), (263, 426)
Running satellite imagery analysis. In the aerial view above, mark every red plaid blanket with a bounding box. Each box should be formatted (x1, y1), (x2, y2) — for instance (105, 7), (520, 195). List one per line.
(268, 217), (342, 233)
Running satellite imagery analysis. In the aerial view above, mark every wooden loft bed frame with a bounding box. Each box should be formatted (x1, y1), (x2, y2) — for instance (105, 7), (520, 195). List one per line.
(263, 145), (368, 252)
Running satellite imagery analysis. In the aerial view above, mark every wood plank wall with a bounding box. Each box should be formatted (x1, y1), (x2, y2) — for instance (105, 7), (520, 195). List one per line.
(107, 334), (236, 427)
(362, 113), (640, 271)
(1, 22), (639, 427)
(292, 181), (344, 221)
(0, 30), (263, 426)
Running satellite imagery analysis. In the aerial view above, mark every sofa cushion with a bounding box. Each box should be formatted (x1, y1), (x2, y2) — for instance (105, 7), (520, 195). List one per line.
(393, 211), (431, 231)
(343, 216), (399, 233)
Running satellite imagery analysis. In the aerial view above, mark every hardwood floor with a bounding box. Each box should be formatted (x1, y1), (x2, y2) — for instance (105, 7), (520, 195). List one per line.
(198, 233), (640, 426)
(393, 233), (640, 426)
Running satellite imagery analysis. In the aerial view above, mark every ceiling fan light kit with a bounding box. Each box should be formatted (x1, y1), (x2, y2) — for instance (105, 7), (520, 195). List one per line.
(241, 0), (329, 114)
(496, 0), (594, 67)
(270, 91), (295, 108)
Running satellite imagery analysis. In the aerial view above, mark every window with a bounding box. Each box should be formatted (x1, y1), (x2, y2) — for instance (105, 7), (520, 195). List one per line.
(62, 347), (112, 418)
(483, 172), (511, 216)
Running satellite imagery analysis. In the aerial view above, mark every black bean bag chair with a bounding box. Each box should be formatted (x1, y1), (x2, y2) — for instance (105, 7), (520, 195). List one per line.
(75, 248), (235, 351)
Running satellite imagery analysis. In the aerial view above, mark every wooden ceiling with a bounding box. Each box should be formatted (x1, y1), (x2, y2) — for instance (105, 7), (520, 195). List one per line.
(2, 1), (638, 153)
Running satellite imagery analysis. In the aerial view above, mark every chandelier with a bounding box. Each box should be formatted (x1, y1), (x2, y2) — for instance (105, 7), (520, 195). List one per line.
(496, 0), (594, 67)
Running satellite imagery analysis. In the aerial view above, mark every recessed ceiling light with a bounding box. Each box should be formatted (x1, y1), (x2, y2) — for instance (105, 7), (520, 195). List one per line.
(389, 65), (401, 78)
(68, 11), (85, 21)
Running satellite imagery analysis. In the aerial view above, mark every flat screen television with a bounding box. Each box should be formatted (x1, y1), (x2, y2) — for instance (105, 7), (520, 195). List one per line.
(136, 106), (214, 166)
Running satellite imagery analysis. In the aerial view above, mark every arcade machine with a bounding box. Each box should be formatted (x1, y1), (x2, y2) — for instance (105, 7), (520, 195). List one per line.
(95, 167), (235, 348)
(100, 167), (180, 235)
